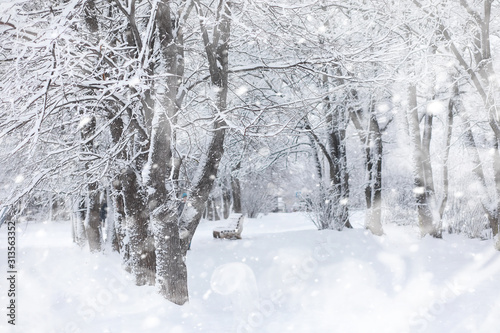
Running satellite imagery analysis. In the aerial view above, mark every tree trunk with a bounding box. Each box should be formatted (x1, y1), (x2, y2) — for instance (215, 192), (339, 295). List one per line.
(76, 198), (87, 247)
(122, 168), (155, 285)
(367, 113), (384, 235)
(112, 190), (126, 255)
(407, 84), (439, 237)
(202, 204), (208, 220)
(85, 183), (102, 252)
(350, 106), (384, 235)
(307, 132), (330, 230)
(223, 186), (231, 219)
(107, 101), (129, 256)
(153, 208), (188, 305)
(206, 197), (214, 221)
(71, 199), (76, 244)
(80, 113), (102, 251)
(439, 92), (454, 221)
(103, 189), (119, 253)
(148, 0), (192, 304)
(328, 107), (352, 230)
(213, 197), (221, 221)
(231, 162), (242, 214)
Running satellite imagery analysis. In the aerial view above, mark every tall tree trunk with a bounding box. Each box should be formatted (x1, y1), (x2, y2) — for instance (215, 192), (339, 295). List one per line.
(73, 197), (87, 247)
(76, 198), (87, 247)
(350, 107), (384, 235)
(365, 110), (384, 235)
(307, 132), (330, 230)
(86, 182), (102, 252)
(112, 189), (126, 255)
(207, 197), (214, 221)
(231, 162), (242, 214)
(80, 0), (103, 252)
(223, 186), (231, 219)
(327, 107), (352, 230)
(80, 114), (102, 252)
(202, 204), (208, 219)
(369, 125), (383, 236)
(213, 197), (221, 221)
(439, 91), (454, 221)
(149, 0), (193, 305)
(407, 84), (439, 237)
(71, 198), (77, 243)
(103, 189), (119, 252)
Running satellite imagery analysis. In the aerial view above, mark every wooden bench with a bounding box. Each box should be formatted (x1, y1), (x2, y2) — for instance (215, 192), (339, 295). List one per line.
(213, 213), (244, 240)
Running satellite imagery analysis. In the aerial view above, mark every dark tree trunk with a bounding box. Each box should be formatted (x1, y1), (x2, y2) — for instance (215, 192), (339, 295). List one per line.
(350, 104), (384, 236)
(154, 208), (188, 305)
(107, 103), (128, 255)
(80, 114), (102, 252)
(206, 197), (214, 221)
(231, 162), (242, 214)
(79, 4), (103, 251)
(328, 107), (352, 230)
(71, 201), (77, 244)
(112, 191), (126, 254)
(305, 71), (352, 231)
(223, 186), (231, 219)
(202, 204), (208, 219)
(83, 0), (99, 34)
(86, 183), (102, 252)
(369, 124), (383, 235)
(122, 168), (155, 285)
(149, 0), (192, 305)
(213, 197), (221, 221)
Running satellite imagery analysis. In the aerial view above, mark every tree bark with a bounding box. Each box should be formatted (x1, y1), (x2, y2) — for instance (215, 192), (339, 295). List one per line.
(80, 114), (102, 252)
(352, 106), (384, 236)
(231, 162), (242, 214)
(327, 107), (352, 230)
(439, 91), (454, 221)
(407, 84), (439, 237)
(121, 168), (155, 285)
(213, 197), (221, 221)
(206, 197), (214, 221)
(222, 186), (231, 219)
(85, 182), (102, 252)
(148, 0), (193, 304)
(112, 190), (126, 254)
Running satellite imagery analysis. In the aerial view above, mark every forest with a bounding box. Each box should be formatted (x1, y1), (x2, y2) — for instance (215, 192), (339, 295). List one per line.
(0, 0), (499, 311)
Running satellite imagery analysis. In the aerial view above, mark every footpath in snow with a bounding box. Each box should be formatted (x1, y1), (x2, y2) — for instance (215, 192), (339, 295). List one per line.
(0, 212), (499, 333)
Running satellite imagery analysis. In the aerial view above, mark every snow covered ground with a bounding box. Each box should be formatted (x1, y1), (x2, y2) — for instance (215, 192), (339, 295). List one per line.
(1, 212), (500, 333)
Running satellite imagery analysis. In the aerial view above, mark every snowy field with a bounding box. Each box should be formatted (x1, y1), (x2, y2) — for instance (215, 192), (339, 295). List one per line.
(1, 212), (500, 333)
